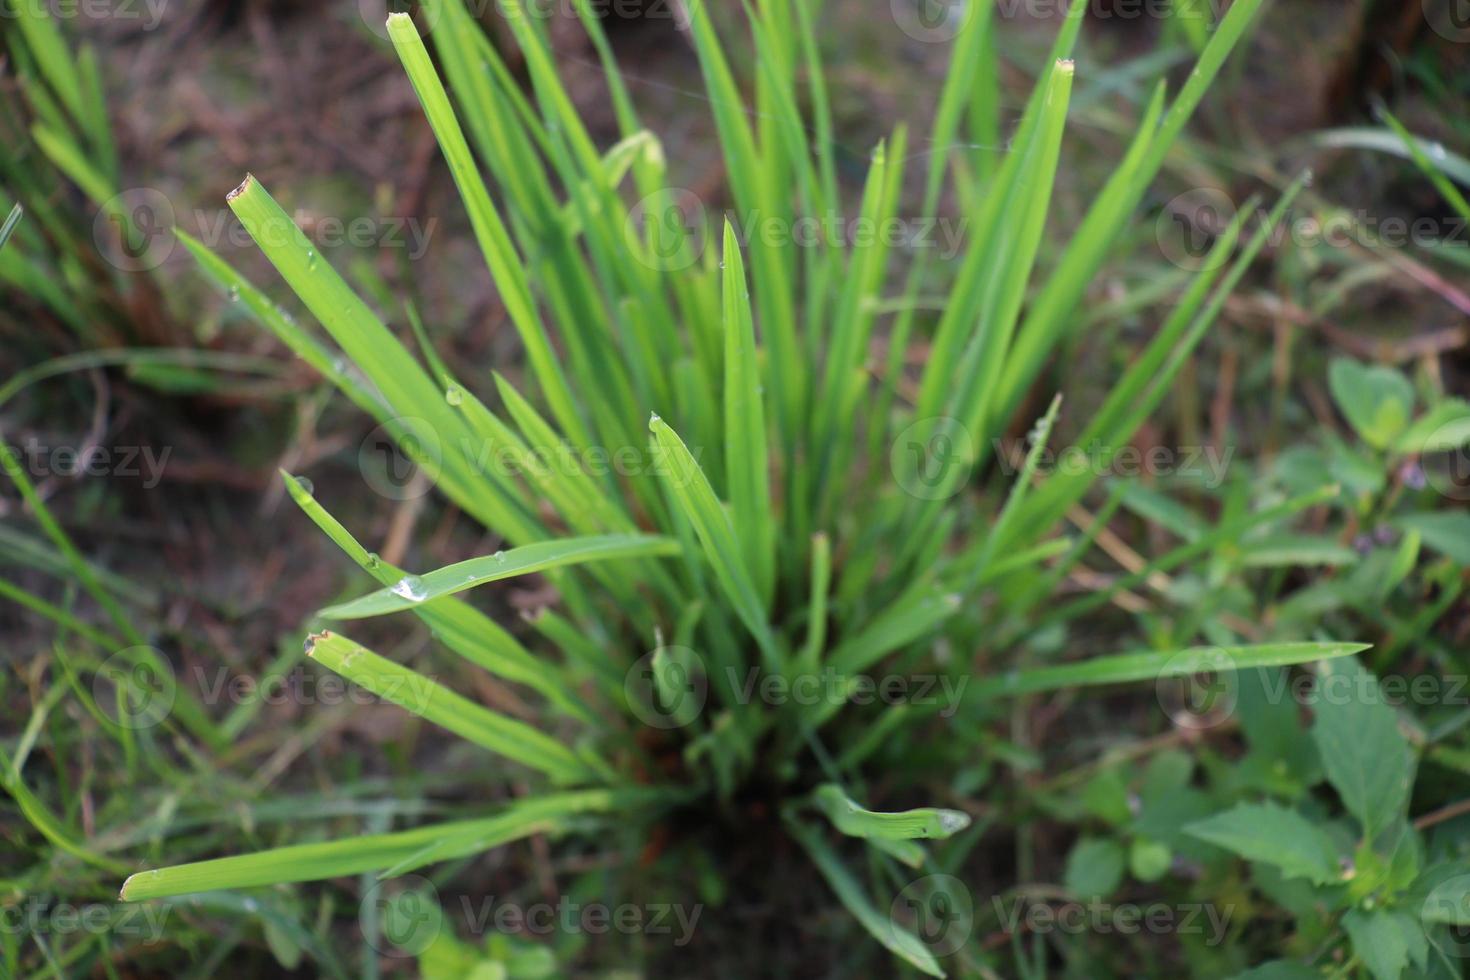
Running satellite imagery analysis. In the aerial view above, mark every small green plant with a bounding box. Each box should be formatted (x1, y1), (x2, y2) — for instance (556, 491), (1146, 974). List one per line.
(115, 0), (1372, 973)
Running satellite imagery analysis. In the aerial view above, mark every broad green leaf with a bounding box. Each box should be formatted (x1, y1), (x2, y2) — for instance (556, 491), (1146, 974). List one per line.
(813, 785), (970, 842)
(1309, 657), (1415, 841)
(317, 535), (678, 620)
(1396, 400), (1470, 454)
(1185, 802), (1341, 885)
(1420, 868), (1470, 926)
(1394, 512), (1470, 566)
(1064, 838), (1126, 897)
(1129, 839), (1172, 882)
(1328, 359), (1414, 450)
(1343, 908), (1425, 980)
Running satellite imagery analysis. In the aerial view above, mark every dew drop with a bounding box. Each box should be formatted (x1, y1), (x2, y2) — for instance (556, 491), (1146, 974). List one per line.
(445, 386), (464, 407)
(226, 285), (240, 302)
(306, 249), (318, 270)
(295, 476), (315, 495)
(391, 574), (429, 602)
(493, 550), (507, 564)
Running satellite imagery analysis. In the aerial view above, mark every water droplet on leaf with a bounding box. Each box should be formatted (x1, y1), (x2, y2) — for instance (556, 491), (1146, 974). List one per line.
(391, 575), (428, 602)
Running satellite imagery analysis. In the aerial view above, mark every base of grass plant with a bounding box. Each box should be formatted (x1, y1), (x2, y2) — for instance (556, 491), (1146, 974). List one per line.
(119, 1), (1376, 974)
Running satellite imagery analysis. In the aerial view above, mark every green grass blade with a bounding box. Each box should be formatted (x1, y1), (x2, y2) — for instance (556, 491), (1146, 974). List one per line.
(720, 221), (775, 609)
(786, 817), (946, 977)
(178, 232), (385, 420)
(281, 474), (596, 724)
(828, 585), (960, 677)
(0, 748), (131, 876)
(813, 784), (971, 842)
(799, 532), (832, 676)
(1312, 128), (1470, 186)
(225, 175), (542, 544)
(385, 13), (589, 448)
(684, 0), (801, 453)
(305, 631), (605, 784)
(318, 535), (679, 620)
(119, 790), (642, 900)
(968, 642), (1370, 700)
(996, 0), (1267, 422)
(1375, 103), (1470, 224)
(0, 203), (21, 250)
(8, 0), (86, 124)
(649, 414), (779, 670)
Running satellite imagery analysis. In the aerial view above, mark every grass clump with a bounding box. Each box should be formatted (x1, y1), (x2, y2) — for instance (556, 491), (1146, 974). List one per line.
(112, 0), (1381, 973)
